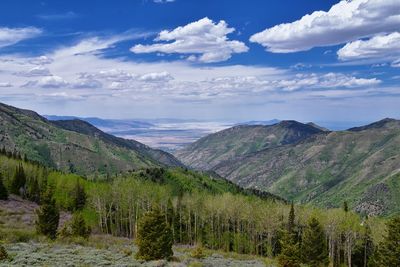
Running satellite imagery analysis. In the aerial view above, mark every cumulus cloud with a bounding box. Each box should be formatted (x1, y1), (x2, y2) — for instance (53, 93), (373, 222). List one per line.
(202, 73), (381, 93)
(0, 27), (42, 48)
(131, 17), (248, 62)
(250, 0), (400, 53)
(338, 32), (400, 66)
(16, 66), (52, 77)
(139, 71), (173, 82)
(272, 73), (381, 91)
(73, 79), (103, 89)
(29, 56), (54, 65)
(24, 76), (69, 88)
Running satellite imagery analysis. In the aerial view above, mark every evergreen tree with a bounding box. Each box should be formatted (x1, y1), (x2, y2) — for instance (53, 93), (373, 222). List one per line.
(278, 203), (301, 267)
(35, 186), (60, 239)
(10, 164), (26, 196)
(343, 201), (349, 213)
(0, 173), (8, 200)
(377, 216), (400, 267)
(288, 202), (295, 233)
(27, 177), (40, 203)
(135, 207), (173, 261)
(70, 212), (91, 239)
(301, 217), (329, 267)
(278, 230), (301, 267)
(72, 180), (86, 211)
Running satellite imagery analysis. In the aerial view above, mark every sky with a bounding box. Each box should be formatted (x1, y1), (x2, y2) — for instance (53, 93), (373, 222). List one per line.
(0, 0), (399, 124)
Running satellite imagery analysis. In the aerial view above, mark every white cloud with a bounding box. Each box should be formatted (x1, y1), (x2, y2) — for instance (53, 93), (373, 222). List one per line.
(153, 0), (175, 3)
(131, 17), (248, 62)
(29, 56), (53, 65)
(250, 0), (400, 53)
(0, 27), (42, 48)
(0, 82), (12, 87)
(392, 59), (400, 68)
(24, 76), (69, 88)
(338, 32), (400, 66)
(73, 79), (103, 89)
(16, 66), (52, 77)
(139, 71), (173, 82)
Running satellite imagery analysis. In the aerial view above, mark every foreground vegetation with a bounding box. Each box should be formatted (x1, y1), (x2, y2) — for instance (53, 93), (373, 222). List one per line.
(0, 151), (399, 266)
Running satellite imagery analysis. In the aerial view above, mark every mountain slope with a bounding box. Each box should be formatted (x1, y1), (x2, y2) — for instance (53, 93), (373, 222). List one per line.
(0, 102), (181, 176)
(176, 119), (400, 215)
(51, 119), (182, 167)
(175, 120), (324, 170)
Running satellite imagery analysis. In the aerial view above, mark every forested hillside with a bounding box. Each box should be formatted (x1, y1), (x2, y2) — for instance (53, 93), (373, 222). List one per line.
(176, 119), (400, 216)
(0, 102), (181, 177)
(1, 150), (396, 267)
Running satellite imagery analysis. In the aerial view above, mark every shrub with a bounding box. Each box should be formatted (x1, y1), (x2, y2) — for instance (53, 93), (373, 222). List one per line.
(0, 245), (8, 261)
(190, 245), (205, 259)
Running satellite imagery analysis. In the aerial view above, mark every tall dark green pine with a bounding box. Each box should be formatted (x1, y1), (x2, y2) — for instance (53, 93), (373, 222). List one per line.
(166, 198), (176, 242)
(288, 202), (295, 233)
(0, 173), (8, 200)
(278, 203), (301, 267)
(378, 216), (400, 267)
(301, 217), (329, 267)
(73, 180), (86, 211)
(28, 177), (41, 203)
(343, 201), (349, 212)
(35, 186), (60, 239)
(11, 164), (26, 196)
(135, 207), (173, 261)
(278, 230), (301, 267)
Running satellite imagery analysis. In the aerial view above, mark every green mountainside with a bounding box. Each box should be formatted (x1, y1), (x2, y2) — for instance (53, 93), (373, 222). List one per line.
(175, 120), (323, 170)
(176, 119), (400, 216)
(0, 102), (181, 177)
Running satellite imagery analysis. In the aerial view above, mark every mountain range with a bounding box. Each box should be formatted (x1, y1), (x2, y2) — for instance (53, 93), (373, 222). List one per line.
(2, 102), (400, 216)
(175, 119), (400, 216)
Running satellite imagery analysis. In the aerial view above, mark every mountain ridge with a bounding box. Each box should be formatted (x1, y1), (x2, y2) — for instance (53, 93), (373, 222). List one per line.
(0, 102), (182, 176)
(175, 118), (400, 215)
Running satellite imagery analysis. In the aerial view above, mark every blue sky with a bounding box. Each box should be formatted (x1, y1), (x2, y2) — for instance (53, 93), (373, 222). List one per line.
(0, 0), (399, 125)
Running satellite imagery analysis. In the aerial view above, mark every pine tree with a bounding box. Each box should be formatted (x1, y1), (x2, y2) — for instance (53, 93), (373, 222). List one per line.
(135, 207), (173, 261)
(288, 202), (295, 233)
(0, 173), (8, 200)
(301, 217), (329, 267)
(278, 230), (301, 267)
(278, 203), (301, 267)
(377, 216), (400, 267)
(72, 180), (86, 211)
(10, 164), (26, 196)
(35, 186), (60, 239)
(70, 212), (91, 239)
(27, 177), (40, 203)
(343, 201), (349, 213)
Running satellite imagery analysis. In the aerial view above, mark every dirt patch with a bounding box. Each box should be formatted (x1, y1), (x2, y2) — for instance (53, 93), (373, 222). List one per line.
(0, 195), (71, 230)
